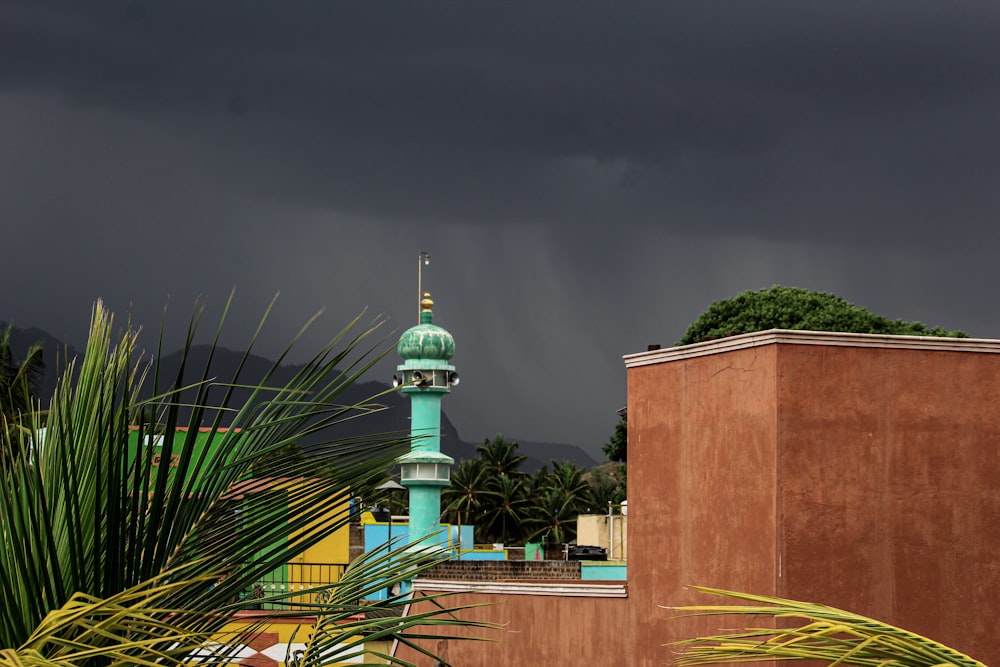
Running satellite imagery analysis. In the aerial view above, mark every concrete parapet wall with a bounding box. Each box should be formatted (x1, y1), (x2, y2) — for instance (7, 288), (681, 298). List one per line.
(423, 559), (581, 581)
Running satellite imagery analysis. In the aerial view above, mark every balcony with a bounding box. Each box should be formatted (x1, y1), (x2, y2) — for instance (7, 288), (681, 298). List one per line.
(242, 562), (348, 609)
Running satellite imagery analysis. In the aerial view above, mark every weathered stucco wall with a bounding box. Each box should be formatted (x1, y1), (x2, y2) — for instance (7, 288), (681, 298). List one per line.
(628, 344), (780, 651)
(775, 343), (1000, 664)
(627, 332), (1000, 664)
(393, 590), (632, 666)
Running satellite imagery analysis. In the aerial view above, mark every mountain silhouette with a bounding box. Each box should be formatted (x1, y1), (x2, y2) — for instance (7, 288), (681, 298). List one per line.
(2, 323), (598, 471)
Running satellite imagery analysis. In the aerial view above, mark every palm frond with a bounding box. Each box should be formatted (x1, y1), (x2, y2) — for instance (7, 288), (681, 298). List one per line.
(1, 298), (491, 667)
(299, 544), (498, 667)
(7, 576), (217, 667)
(669, 586), (985, 667)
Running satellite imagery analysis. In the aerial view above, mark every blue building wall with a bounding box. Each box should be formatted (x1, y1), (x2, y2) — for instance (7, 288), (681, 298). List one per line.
(361, 518), (506, 600)
(580, 561), (627, 581)
(362, 520), (473, 554)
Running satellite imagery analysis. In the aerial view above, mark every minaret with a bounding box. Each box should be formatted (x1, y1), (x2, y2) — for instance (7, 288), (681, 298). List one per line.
(395, 292), (458, 548)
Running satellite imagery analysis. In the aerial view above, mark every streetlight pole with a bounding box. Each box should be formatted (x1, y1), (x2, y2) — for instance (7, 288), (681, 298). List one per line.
(375, 479), (406, 600)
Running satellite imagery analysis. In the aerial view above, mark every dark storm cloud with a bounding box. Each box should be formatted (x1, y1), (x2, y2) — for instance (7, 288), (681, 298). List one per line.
(3, 0), (1000, 454)
(5, 1), (1000, 243)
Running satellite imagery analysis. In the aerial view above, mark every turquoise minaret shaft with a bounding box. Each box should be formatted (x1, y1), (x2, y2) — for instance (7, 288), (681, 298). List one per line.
(396, 293), (457, 547)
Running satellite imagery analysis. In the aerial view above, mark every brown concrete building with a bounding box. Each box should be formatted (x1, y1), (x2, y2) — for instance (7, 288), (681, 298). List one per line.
(397, 330), (1000, 666)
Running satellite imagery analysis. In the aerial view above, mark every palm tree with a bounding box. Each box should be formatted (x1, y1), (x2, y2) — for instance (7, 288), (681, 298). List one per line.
(0, 324), (45, 460)
(480, 473), (532, 545)
(524, 488), (579, 545)
(442, 458), (497, 543)
(546, 459), (592, 513)
(471, 436), (532, 545)
(477, 434), (526, 478)
(523, 463), (550, 500)
(671, 587), (984, 667)
(0, 299), (486, 667)
(521, 461), (615, 546)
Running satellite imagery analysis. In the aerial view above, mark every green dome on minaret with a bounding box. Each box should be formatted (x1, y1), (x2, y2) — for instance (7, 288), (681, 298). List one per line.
(397, 293), (455, 361)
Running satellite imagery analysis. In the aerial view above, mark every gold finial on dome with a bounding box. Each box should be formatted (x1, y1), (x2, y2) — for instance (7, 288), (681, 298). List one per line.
(420, 292), (434, 311)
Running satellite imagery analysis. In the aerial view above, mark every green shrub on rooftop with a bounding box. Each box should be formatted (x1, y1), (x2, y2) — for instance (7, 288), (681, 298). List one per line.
(678, 285), (968, 346)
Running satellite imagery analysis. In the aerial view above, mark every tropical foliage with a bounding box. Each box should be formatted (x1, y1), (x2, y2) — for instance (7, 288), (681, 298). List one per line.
(602, 414), (627, 463)
(671, 587), (984, 667)
(442, 457), (496, 530)
(523, 488), (578, 544)
(477, 434), (526, 477)
(442, 435), (618, 545)
(679, 286), (969, 345)
(0, 324), (45, 460)
(583, 463), (625, 508)
(0, 299), (488, 667)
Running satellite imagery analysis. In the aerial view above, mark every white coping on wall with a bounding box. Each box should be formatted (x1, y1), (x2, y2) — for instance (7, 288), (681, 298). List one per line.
(623, 329), (1000, 369)
(412, 578), (628, 598)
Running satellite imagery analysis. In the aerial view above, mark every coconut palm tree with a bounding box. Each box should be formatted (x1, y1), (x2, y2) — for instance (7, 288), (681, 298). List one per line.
(523, 463), (550, 498)
(476, 434), (526, 479)
(524, 487), (578, 545)
(0, 299), (487, 667)
(671, 587), (984, 667)
(442, 458), (497, 543)
(479, 473), (532, 545)
(0, 324), (45, 460)
(545, 459), (592, 513)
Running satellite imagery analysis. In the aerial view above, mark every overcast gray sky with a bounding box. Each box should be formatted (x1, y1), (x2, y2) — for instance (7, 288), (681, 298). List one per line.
(3, 1), (999, 457)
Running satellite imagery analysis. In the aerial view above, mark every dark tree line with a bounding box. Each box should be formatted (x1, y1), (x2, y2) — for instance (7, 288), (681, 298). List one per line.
(440, 435), (626, 546)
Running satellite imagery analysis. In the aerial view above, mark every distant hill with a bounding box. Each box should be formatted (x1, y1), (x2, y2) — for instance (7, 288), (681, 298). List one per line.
(487, 438), (600, 473)
(3, 324), (83, 401)
(1, 322), (599, 470)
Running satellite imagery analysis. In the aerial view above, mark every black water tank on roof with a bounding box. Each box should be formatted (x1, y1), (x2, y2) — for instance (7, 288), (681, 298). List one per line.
(567, 545), (607, 561)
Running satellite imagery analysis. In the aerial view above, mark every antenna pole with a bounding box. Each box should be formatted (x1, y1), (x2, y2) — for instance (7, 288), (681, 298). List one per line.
(418, 251), (430, 322)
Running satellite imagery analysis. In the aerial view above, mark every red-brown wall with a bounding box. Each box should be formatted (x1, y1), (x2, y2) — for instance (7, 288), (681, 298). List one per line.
(775, 343), (1000, 663)
(395, 592), (632, 665)
(630, 332), (1000, 664)
(628, 344), (782, 653)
